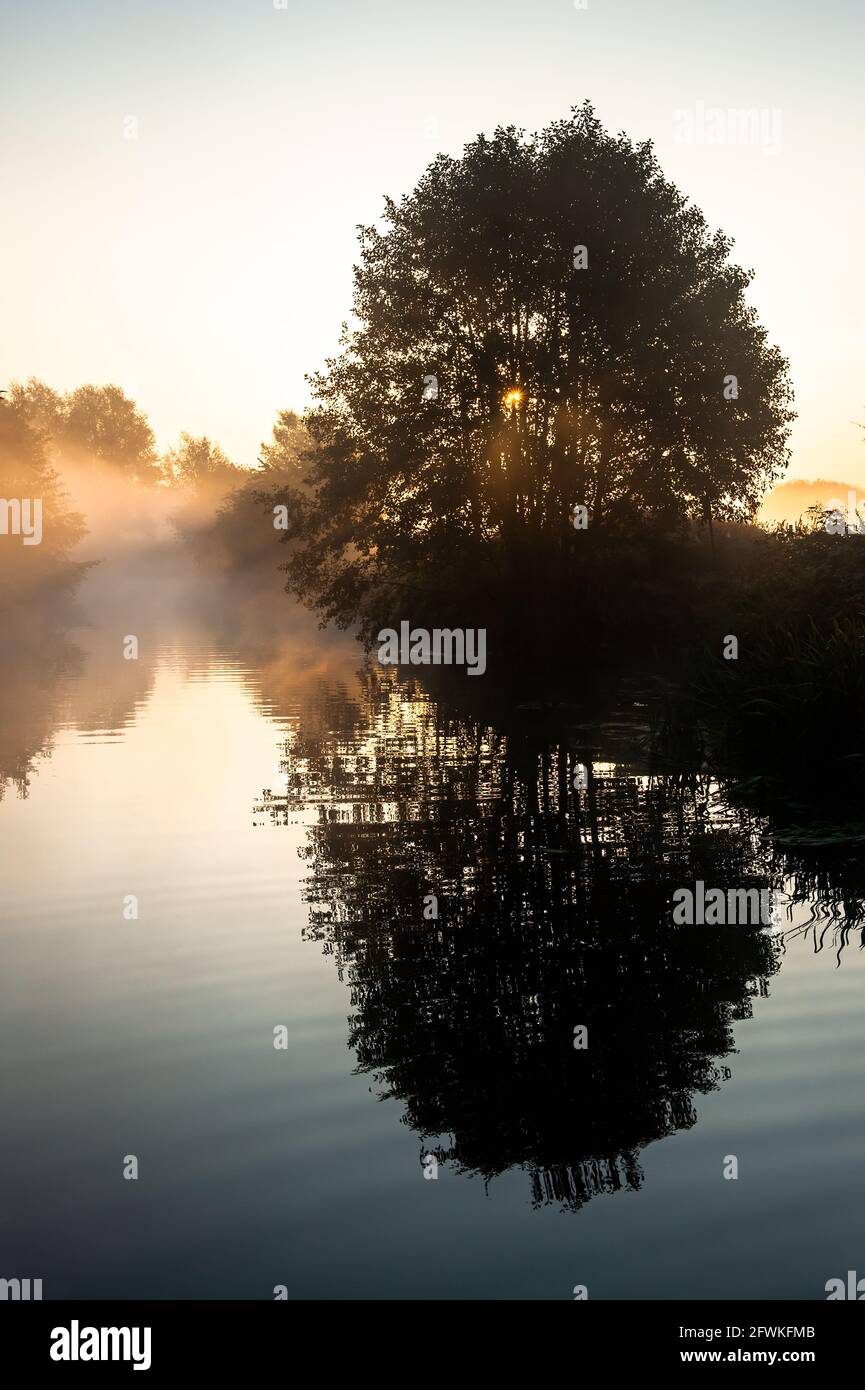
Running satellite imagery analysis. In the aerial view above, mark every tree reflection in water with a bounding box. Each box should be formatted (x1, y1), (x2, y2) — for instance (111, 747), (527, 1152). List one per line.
(257, 669), (782, 1212)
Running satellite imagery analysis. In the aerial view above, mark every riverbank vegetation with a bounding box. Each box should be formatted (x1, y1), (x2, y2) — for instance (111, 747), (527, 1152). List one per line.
(4, 106), (862, 784)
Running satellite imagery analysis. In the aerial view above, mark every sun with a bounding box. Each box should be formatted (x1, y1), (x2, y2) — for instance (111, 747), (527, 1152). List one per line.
(503, 388), (524, 408)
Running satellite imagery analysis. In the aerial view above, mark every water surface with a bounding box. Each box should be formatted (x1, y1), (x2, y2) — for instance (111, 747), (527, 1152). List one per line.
(1, 570), (864, 1300)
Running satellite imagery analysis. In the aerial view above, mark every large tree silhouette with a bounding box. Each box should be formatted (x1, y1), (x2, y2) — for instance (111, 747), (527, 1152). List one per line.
(284, 103), (793, 629)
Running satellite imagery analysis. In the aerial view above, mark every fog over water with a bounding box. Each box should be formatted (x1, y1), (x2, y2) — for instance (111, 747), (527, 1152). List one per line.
(2, 506), (864, 1299)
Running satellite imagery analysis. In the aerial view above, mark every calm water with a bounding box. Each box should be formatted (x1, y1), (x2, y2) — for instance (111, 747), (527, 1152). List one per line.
(2, 565), (864, 1300)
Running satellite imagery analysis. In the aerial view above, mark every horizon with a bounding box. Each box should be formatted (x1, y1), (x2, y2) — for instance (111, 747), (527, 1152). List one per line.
(1, 0), (863, 480)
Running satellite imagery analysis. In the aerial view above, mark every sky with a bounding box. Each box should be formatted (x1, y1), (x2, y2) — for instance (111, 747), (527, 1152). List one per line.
(1, 0), (863, 482)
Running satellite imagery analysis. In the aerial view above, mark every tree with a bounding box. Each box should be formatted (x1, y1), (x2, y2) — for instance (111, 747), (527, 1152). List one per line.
(161, 432), (240, 489)
(6, 378), (65, 439)
(257, 410), (314, 483)
(9, 378), (159, 483)
(185, 413), (317, 581)
(0, 393), (86, 600)
(286, 103), (794, 628)
(62, 384), (159, 481)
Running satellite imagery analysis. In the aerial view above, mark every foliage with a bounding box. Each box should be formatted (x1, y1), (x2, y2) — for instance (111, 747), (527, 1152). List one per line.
(0, 393), (87, 604)
(8, 377), (160, 483)
(280, 103), (794, 630)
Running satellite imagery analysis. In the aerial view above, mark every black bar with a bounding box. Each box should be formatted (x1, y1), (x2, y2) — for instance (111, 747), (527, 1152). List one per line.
(1, 1299), (857, 1375)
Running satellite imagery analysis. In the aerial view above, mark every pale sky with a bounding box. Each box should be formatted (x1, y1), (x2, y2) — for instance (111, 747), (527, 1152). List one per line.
(1, 0), (863, 482)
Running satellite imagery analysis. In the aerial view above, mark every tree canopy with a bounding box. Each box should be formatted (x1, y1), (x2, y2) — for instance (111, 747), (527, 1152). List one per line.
(0, 394), (86, 601)
(284, 103), (794, 628)
(161, 432), (240, 489)
(9, 379), (159, 483)
(183, 411), (321, 583)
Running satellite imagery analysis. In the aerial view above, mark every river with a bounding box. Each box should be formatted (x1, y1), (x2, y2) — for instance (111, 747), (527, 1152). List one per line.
(1, 558), (863, 1299)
